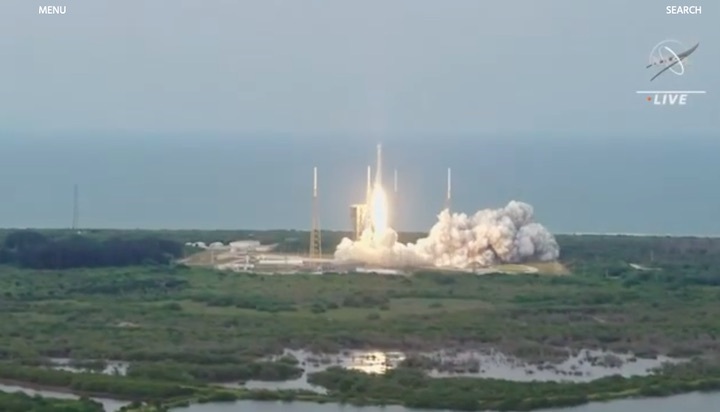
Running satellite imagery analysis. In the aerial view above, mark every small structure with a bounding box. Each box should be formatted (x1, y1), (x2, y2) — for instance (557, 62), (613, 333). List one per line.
(230, 240), (261, 252)
(355, 267), (403, 276)
(216, 256), (255, 272)
(185, 241), (208, 249)
(257, 255), (304, 266)
(208, 242), (226, 250)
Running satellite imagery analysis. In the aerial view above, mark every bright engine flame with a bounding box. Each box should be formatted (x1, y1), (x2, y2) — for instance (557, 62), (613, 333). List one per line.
(370, 183), (388, 237)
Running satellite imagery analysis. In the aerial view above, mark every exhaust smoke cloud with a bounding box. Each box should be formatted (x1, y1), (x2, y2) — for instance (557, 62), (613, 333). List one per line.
(335, 201), (560, 269)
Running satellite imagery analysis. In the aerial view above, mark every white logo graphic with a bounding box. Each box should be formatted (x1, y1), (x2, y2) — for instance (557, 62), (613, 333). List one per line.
(646, 39), (698, 82)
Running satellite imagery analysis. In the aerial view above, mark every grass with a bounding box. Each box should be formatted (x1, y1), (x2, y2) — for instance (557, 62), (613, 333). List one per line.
(1, 265), (719, 364)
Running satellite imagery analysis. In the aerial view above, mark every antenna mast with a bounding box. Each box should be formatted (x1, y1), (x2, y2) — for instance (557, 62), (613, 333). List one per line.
(445, 168), (452, 211)
(394, 169), (398, 193)
(72, 184), (79, 230)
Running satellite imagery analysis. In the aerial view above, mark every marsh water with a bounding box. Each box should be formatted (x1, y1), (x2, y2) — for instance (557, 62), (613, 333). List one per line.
(44, 349), (674, 395)
(0, 382), (129, 412)
(217, 348), (681, 393)
(2, 371), (720, 412)
(48, 358), (129, 376)
(169, 392), (720, 412)
(0, 348), (697, 412)
(2, 381), (719, 412)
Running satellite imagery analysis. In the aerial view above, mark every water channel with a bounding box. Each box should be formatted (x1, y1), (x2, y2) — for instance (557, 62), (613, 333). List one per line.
(0, 348), (712, 412)
(2, 378), (719, 412)
(170, 392), (720, 412)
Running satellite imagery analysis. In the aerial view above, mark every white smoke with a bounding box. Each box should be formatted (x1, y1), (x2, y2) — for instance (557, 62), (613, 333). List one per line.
(334, 201), (559, 268)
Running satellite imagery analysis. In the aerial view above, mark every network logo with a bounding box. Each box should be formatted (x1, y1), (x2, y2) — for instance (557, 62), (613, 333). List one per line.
(636, 39), (704, 106)
(646, 39), (698, 82)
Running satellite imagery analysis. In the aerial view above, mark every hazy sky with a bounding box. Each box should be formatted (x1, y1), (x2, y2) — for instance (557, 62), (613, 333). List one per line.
(0, 1), (718, 233)
(1, 0), (717, 136)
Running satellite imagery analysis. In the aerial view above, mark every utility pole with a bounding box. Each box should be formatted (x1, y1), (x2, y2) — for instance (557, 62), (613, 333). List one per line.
(72, 184), (79, 231)
(445, 168), (452, 211)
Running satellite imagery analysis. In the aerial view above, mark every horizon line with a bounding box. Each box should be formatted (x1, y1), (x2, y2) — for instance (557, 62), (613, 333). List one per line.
(1, 227), (718, 238)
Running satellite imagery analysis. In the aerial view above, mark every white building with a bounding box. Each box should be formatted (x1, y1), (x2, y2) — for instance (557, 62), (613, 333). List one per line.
(230, 240), (262, 252)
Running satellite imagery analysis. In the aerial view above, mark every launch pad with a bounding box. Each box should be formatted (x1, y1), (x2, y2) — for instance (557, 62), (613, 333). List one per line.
(185, 142), (561, 274)
(333, 143), (560, 270)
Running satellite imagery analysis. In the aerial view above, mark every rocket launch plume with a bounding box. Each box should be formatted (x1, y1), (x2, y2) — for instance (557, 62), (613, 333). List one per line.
(336, 144), (558, 268)
(335, 201), (559, 268)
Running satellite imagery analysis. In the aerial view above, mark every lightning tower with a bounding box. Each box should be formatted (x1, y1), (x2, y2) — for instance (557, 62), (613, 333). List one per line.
(72, 184), (79, 230)
(394, 169), (398, 193)
(309, 167), (322, 259)
(445, 168), (452, 211)
(361, 165), (372, 232)
(366, 166), (372, 202)
(375, 144), (382, 186)
(391, 168), (398, 232)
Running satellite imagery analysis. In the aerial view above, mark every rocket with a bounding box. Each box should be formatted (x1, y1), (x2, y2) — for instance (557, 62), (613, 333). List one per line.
(447, 167), (451, 203)
(313, 166), (318, 198)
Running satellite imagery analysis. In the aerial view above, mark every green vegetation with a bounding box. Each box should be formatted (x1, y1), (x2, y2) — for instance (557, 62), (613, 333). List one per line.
(0, 230), (182, 269)
(1, 230), (720, 410)
(126, 360), (303, 383)
(5, 265), (720, 361)
(0, 365), (195, 400)
(0, 390), (103, 412)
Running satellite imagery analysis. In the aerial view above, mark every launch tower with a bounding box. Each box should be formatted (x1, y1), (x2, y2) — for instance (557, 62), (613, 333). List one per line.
(72, 184), (79, 230)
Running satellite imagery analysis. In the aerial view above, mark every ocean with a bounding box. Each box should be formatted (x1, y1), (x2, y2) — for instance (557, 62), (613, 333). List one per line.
(0, 134), (717, 235)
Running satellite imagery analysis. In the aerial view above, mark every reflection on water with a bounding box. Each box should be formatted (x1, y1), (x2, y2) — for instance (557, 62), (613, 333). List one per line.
(0, 350), (705, 412)
(48, 358), (130, 376)
(423, 349), (682, 382)
(268, 349), (406, 374)
(344, 350), (406, 374)
(212, 347), (680, 394)
(300, 350), (407, 374)
(0, 383), (129, 412)
(219, 350), (407, 394)
(216, 350), (406, 394)
(250, 348), (680, 385)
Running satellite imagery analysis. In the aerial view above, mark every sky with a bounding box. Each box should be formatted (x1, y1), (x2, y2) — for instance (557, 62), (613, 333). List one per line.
(0, 1), (718, 233)
(1, 0), (717, 136)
